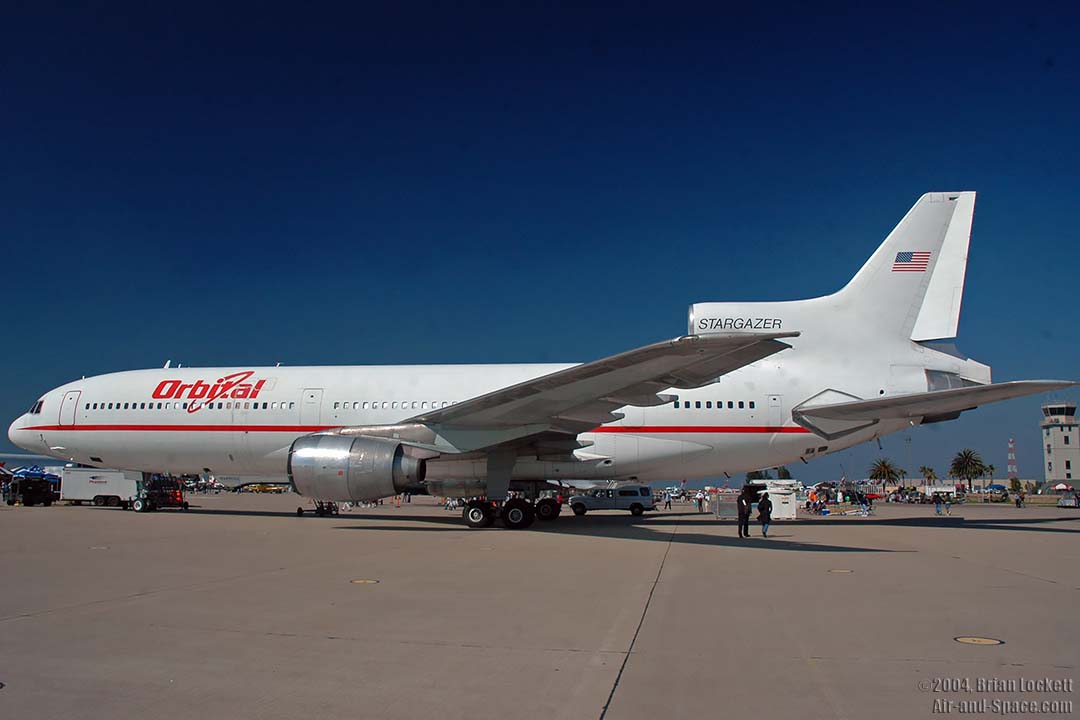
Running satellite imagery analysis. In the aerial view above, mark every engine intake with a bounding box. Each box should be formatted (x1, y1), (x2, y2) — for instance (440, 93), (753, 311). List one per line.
(288, 434), (426, 502)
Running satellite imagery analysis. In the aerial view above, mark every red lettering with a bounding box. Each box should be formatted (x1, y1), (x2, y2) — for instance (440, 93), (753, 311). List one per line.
(251, 380), (266, 398)
(189, 380), (211, 399)
(153, 380), (182, 399)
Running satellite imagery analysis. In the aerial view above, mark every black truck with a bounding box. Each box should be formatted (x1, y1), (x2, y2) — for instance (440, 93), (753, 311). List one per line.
(3, 477), (55, 506)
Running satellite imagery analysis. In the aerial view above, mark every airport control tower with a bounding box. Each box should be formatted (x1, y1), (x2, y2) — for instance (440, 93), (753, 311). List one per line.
(1041, 402), (1078, 484)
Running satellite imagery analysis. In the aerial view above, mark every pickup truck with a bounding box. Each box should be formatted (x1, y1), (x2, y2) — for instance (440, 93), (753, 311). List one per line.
(568, 486), (656, 516)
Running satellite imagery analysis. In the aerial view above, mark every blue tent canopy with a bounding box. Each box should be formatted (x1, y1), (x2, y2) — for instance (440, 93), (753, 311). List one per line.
(10, 465), (61, 483)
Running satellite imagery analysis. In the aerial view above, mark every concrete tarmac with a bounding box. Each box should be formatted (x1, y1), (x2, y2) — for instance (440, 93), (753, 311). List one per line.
(1, 495), (1077, 719)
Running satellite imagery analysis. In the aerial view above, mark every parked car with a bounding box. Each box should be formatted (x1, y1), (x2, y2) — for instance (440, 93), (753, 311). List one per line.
(569, 486), (656, 516)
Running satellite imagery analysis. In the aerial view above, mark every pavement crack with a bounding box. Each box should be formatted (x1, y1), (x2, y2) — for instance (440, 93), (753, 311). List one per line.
(598, 515), (678, 720)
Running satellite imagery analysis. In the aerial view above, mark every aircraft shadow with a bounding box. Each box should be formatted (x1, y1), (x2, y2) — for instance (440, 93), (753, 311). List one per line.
(330, 514), (890, 552)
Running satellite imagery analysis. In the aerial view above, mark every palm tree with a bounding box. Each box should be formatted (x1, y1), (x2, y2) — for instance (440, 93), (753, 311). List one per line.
(869, 458), (903, 489)
(919, 465), (937, 483)
(950, 449), (987, 492)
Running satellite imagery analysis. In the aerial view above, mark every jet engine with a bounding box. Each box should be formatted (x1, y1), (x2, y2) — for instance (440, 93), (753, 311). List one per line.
(288, 434), (426, 501)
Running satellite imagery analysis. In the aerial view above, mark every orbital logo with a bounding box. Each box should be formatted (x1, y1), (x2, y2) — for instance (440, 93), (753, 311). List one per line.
(152, 371), (267, 414)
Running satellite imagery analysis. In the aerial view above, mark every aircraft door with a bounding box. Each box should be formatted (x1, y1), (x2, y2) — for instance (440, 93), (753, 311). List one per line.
(301, 388), (323, 427)
(767, 394), (783, 427)
(59, 391), (81, 426)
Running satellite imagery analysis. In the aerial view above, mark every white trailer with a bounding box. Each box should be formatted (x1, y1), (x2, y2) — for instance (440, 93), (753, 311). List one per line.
(61, 468), (141, 508)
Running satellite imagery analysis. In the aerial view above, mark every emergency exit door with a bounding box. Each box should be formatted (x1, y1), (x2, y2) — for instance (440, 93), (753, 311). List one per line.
(301, 388), (323, 426)
(59, 391), (81, 426)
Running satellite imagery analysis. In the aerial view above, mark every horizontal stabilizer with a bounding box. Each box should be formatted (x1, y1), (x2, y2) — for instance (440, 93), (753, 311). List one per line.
(793, 380), (1077, 439)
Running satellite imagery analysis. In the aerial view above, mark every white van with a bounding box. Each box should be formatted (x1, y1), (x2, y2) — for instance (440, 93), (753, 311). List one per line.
(569, 486), (656, 516)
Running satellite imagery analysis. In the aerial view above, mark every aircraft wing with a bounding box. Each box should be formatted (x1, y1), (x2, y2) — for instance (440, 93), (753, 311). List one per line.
(407, 333), (798, 434)
(793, 380), (1077, 439)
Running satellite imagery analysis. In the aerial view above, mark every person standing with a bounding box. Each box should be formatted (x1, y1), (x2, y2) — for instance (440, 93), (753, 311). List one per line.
(933, 493), (942, 515)
(695, 490), (704, 513)
(944, 494), (952, 516)
(757, 492), (773, 537)
(663, 490), (672, 511)
(737, 488), (752, 538)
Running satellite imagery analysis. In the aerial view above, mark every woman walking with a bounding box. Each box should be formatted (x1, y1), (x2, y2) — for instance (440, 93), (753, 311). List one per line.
(757, 492), (773, 537)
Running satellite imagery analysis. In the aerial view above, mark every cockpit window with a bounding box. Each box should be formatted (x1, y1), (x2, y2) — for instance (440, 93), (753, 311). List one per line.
(28, 400), (44, 415)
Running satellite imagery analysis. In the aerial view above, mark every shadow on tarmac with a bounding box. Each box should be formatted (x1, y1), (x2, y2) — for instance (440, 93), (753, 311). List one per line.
(185, 504), (1079, 547)
(325, 512), (892, 553)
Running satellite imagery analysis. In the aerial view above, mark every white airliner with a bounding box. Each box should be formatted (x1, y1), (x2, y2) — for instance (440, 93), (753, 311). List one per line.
(8, 192), (1075, 528)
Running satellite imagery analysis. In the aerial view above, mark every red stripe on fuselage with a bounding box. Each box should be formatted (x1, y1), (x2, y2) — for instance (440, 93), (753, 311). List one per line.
(22, 424), (810, 434)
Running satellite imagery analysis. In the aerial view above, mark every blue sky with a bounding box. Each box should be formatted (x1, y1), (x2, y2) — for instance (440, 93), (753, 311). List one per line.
(2, 3), (1077, 483)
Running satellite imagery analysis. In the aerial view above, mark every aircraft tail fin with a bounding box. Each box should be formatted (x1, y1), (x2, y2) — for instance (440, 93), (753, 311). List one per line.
(835, 192), (975, 341)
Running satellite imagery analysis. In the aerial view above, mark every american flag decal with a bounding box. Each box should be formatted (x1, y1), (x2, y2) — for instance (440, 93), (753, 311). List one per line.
(892, 251), (931, 272)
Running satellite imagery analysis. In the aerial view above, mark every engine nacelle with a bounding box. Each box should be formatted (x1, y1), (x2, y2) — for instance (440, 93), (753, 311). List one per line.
(288, 434), (426, 502)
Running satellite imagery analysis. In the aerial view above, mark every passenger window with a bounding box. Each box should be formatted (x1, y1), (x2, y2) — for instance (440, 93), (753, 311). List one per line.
(738, 401), (744, 409)
(140, 402), (146, 409)
(421, 401), (428, 409)
(674, 401), (680, 408)
(391, 402), (397, 409)
(695, 401), (701, 409)
(353, 402), (359, 410)
(164, 403), (170, 409)
(85, 403), (90, 410)
(362, 402), (368, 409)
(157, 402), (163, 409)
(749, 401), (755, 409)
(182, 403), (188, 409)
(244, 402), (250, 409)
(382, 402), (388, 409)
(442, 402), (448, 408)
(108, 403), (113, 409)
(333, 402), (340, 409)
(289, 402), (296, 409)
(412, 401), (418, 409)
(728, 401), (734, 409)
(706, 401), (712, 408)
(92, 403), (98, 409)
(123, 403), (129, 409)
(641, 488), (651, 496)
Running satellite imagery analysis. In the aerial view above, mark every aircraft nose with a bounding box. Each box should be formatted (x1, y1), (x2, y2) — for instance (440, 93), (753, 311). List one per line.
(8, 416), (29, 450)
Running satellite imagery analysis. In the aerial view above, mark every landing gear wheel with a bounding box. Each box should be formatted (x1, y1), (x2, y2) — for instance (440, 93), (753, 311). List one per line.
(535, 498), (560, 522)
(132, 498), (146, 512)
(500, 499), (535, 529)
(572, 503), (587, 516)
(464, 501), (495, 529)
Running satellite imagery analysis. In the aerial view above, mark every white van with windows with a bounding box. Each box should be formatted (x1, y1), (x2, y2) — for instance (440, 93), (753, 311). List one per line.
(568, 486), (656, 516)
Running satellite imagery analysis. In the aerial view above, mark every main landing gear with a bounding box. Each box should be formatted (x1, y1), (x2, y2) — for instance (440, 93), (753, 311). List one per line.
(463, 496), (562, 530)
